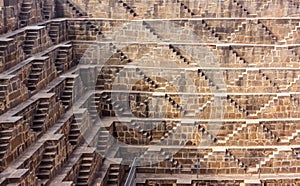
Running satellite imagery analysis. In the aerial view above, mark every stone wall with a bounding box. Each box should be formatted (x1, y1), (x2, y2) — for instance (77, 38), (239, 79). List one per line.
(0, 0), (56, 34)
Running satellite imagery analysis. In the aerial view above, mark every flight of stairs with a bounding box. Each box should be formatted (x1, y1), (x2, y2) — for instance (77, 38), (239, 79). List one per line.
(68, 114), (82, 147)
(19, 1), (33, 27)
(42, 1), (53, 20)
(55, 47), (69, 74)
(36, 143), (57, 184)
(0, 83), (7, 103)
(49, 22), (60, 44)
(0, 130), (12, 162)
(23, 30), (38, 57)
(76, 154), (94, 185)
(31, 99), (50, 132)
(117, 0), (138, 17)
(89, 94), (101, 122)
(61, 77), (74, 110)
(27, 60), (44, 91)
(96, 127), (109, 155)
(107, 164), (120, 186)
(0, 42), (6, 70)
(65, 0), (86, 17)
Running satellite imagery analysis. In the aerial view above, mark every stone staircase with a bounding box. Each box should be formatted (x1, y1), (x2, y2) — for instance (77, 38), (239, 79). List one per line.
(261, 123), (281, 142)
(169, 44), (197, 66)
(49, 22), (60, 44)
(19, 1), (33, 27)
(257, 20), (277, 42)
(0, 129), (12, 163)
(195, 122), (218, 142)
(282, 74), (300, 91)
(31, 99), (50, 132)
(219, 123), (248, 144)
(164, 94), (184, 112)
(130, 121), (152, 142)
(23, 30), (38, 57)
(229, 47), (249, 65)
(229, 70), (247, 86)
(42, 1), (53, 20)
(76, 154), (94, 185)
(253, 94), (280, 116)
(232, 0), (256, 17)
(108, 43), (132, 63)
(117, 0), (138, 17)
(0, 82), (7, 103)
(27, 60), (44, 91)
(201, 20), (222, 41)
(136, 68), (160, 88)
(228, 21), (248, 40)
(280, 130), (300, 143)
(107, 164), (120, 185)
(83, 20), (105, 38)
(89, 94), (101, 121)
(255, 147), (291, 169)
(55, 47), (70, 74)
(96, 127), (109, 155)
(256, 0), (273, 16)
(225, 149), (248, 170)
(159, 122), (181, 142)
(0, 42), (7, 71)
(61, 77), (74, 110)
(160, 150), (182, 168)
(65, 0), (87, 17)
(68, 113), (83, 146)
(142, 21), (163, 40)
(178, 1), (196, 16)
(227, 95), (249, 116)
(289, 0), (300, 9)
(36, 142), (57, 184)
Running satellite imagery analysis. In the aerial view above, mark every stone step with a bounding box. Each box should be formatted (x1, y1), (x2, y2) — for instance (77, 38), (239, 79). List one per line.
(0, 143), (9, 151)
(0, 136), (11, 143)
(39, 164), (53, 170)
(37, 171), (50, 179)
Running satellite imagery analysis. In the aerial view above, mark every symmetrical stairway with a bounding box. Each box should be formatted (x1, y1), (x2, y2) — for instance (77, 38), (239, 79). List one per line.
(31, 99), (50, 133)
(19, 1), (33, 27)
(27, 60), (44, 91)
